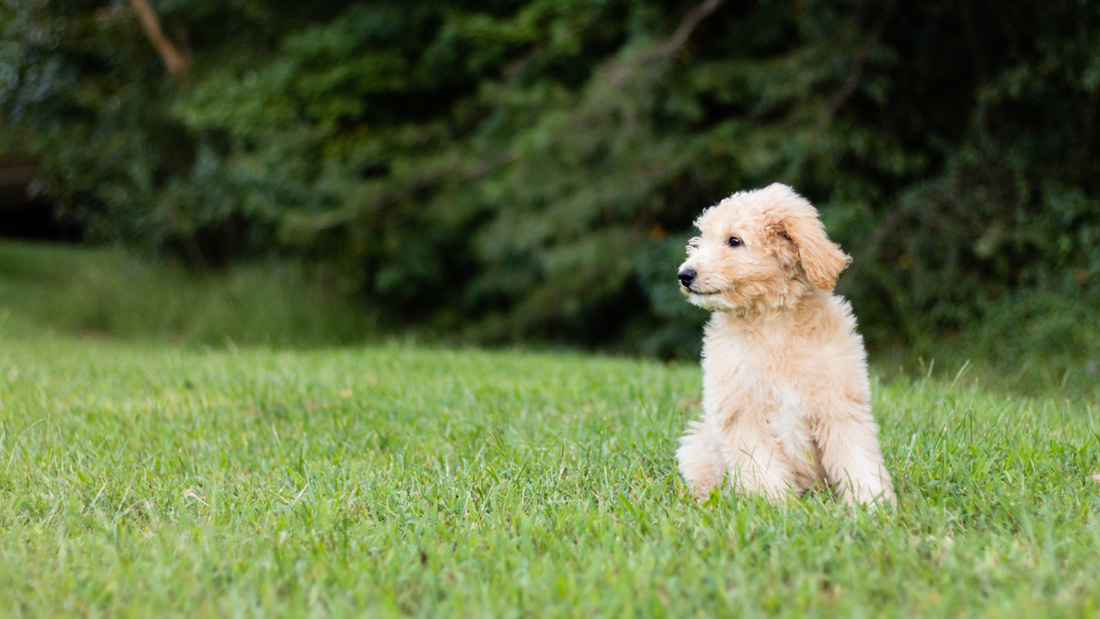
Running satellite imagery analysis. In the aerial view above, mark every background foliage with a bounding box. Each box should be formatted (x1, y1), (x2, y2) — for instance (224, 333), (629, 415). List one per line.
(2, 0), (1098, 359)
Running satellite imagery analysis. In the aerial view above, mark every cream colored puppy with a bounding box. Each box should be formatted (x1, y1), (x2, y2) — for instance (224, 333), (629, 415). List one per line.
(675, 183), (895, 506)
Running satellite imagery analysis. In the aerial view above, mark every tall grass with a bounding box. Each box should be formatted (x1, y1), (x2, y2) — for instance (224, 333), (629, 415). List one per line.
(0, 241), (375, 346)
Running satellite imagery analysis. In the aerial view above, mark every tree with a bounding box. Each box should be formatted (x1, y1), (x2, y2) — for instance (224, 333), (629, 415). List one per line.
(3, 0), (1098, 357)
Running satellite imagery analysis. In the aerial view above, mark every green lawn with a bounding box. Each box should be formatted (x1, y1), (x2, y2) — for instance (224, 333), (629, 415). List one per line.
(1, 242), (1099, 616)
(2, 333), (1099, 616)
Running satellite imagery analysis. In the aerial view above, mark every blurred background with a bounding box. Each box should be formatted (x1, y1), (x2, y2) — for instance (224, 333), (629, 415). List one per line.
(0, 0), (1097, 386)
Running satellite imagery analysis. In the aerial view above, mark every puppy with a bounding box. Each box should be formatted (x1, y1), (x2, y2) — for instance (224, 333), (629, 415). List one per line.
(675, 183), (895, 506)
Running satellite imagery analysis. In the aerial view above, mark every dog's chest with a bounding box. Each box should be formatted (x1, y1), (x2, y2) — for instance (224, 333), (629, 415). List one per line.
(702, 334), (816, 456)
(765, 385), (814, 458)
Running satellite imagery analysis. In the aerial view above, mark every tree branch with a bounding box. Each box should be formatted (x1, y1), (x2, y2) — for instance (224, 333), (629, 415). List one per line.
(821, 0), (898, 122)
(610, 0), (725, 86)
(655, 0), (725, 58)
(128, 0), (189, 86)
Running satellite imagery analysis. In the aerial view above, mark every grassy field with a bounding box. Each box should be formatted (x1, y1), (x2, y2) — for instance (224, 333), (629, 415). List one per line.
(1, 242), (1099, 616)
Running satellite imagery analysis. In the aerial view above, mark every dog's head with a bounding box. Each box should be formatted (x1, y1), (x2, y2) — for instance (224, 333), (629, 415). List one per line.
(677, 183), (851, 313)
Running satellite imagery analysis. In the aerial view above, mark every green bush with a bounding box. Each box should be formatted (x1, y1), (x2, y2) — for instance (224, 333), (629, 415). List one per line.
(3, 0), (1098, 356)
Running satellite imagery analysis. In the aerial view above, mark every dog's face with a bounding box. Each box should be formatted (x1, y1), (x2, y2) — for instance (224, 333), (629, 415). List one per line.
(677, 183), (851, 312)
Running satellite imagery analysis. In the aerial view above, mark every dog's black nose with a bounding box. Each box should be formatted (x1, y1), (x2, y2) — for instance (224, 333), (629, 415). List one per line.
(678, 268), (697, 288)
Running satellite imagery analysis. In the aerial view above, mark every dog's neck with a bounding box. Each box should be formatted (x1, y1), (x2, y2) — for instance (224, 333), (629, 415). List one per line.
(713, 286), (833, 333)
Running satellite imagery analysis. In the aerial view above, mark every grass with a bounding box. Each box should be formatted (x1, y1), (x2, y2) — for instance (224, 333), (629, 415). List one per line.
(0, 240), (375, 347)
(1, 241), (1099, 616)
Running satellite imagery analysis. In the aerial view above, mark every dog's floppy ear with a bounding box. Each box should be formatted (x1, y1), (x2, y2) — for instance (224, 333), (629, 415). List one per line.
(765, 185), (851, 290)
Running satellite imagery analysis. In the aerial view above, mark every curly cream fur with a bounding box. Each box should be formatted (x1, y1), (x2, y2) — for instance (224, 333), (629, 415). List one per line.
(676, 183), (895, 506)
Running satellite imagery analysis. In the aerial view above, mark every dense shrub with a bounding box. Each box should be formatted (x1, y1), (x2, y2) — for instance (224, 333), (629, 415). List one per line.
(2, 0), (1098, 356)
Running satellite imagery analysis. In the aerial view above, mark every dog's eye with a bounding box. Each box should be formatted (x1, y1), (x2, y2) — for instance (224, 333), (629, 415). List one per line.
(728, 236), (743, 248)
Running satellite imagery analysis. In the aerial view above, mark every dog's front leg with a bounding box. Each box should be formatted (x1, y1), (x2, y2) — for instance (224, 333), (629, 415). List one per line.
(813, 407), (896, 507)
(716, 418), (794, 502)
(677, 420), (726, 500)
